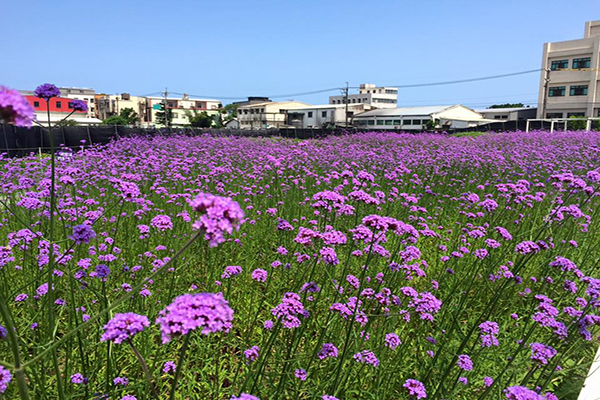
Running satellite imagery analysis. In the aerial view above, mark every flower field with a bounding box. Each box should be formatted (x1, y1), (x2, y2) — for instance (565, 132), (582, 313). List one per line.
(1, 131), (600, 399)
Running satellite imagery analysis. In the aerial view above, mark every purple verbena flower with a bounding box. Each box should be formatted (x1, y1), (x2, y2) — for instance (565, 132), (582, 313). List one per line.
(101, 313), (150, 344)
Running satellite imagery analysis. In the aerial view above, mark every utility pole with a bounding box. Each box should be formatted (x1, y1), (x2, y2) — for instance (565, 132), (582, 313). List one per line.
(163, 87), (169, 128)
(344, 82), (349, 128)
(541, 68), (550, 119)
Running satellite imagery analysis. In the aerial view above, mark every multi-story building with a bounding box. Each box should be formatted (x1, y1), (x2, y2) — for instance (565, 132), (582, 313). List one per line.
(22, 94), (102, 125)
(58, 87), (97, 119)
(537, 20), (600, 119)
(285, 103), (368, 128)
(329, 83), (397, 109)
(96, 93), (151, 125)
(237, 101), (310, 129)
(146, 94), (221, 127)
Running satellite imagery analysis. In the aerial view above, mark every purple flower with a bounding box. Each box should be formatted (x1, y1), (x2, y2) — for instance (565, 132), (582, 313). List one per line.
(151, 215), (173, 231)
(0, 365), (11, 394)
(529, 343), (557, 365)
(479, 321), (499, 347)
(101, 313), (150, 344)
(385, 333), (401, 350)
(121, 396), (138, 400)
(458, 377), (468, 385)
(69, 99), (88, 112)
(318, 343), (339, 360)
(70, 224), (96, 244)
(251, 268), (268, 282)
(271, 292), (308, 329)
(404, 379), (427, 399)
(34, 83), (61, 101)
(231, 394), (260, 400)
(0, 86), (34, 127)
(162, 361), (177, 374)
(113, 377), (129, 386)
(188, 193), (244, 247)
(156, 292), (234, 343)
(322, 396), (339, 400)
(93, 264), (111, 279)
(244, 346), (260, 363)
(222, 265), (242, 279)
(0, 325), (7, 339)
(353, 350), (380, 367)
(504, 386), (544, 399)
(70, 373), (87, 384)
(457, 354), (473, 371)
(294, 368), (307, 381)
(484, 376), (494, 387)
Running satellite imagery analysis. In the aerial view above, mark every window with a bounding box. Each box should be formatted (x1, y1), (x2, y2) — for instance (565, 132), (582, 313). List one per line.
(403, 120), (412, 125)
(33, 101), (40, 108)
(376, 120), (384, 125)
(548, 86), (565, 97)
(546, 112), (563, 119)
(167, 101), (177, 108)
(412, 120), (422, 125)
(172, 113), (179, 119)
(385, 120), (393, 125)
(321, 111), (327, 118)
(56, 101), (62, 109)
(567, 112), (585, 118)
(367, 120), (374, 125)
(572, 57), (591, 69)
(393, 120), (402, 125)
(570, 85), (588, 96)
(550, 60), (569, 71)
(90, 98), (94, 103)
(307, 112), (313, 118)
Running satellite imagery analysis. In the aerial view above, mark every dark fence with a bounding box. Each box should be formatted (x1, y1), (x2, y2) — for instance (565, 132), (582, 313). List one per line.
(0, 120), (542, 157)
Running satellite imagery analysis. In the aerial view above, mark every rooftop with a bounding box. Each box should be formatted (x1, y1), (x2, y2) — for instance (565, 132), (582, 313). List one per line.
(354, 105), (455, 117)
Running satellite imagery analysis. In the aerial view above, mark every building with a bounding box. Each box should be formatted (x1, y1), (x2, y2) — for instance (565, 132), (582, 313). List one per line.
(146, 94), (221, 127)
(96, 93), (151, 125)
(237, 101), (310, 129)
(329, 83), (397, 109)
(474, 107), (537, 121)
(352, 105), (489, 130)
(231, 97), (272, 107)
(537, 20), (600, 119)
(285, 104), (368, 128)
(58, 87), (97, 119)
(22, 94), (102, 125)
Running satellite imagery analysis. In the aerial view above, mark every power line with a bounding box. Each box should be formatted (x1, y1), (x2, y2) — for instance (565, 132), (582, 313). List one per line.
(362, 69), (542, 89)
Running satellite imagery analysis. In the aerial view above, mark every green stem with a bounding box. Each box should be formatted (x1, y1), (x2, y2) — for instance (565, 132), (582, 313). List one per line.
(0, 292), (30, 399)
(170, 333), (192, 400)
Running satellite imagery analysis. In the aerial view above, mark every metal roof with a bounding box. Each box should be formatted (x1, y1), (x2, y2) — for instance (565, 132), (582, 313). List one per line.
(354, 105), (456, 117)
(474, 107), (535, 113)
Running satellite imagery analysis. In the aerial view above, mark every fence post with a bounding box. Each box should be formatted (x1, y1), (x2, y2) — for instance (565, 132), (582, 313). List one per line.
(86, 125), (93, 145)
(2, 124), (10, 156)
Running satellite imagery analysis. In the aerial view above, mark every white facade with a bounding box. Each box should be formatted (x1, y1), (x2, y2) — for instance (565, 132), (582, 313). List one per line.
(59, 87), (96, 118)
(353, 105), (488, 130)
(537, 20), (600, 118)
(147, 95), (221, 127)
(329, 83), (397, 109)
(285, 104), (368, 128)
(238, 101), (310, 129)
(474, 107), (537, 121)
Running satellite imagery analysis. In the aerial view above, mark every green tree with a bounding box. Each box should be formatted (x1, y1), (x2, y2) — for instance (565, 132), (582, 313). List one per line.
(425, 118), (440, 130)
(155, 102), (173, 127)
(120, 108), (140, 125)
(567, 116), (587, 130)
(187, 111), (214, 128)
(102, 115), (128, 125)
(487, 103), (526, 109)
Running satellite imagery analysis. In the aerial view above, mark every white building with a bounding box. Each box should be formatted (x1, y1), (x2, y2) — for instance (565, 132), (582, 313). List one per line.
(238, 101), (310, 129)
(147, 94), (221, 127)
(537, 20), (600, 119)
(59, 87), (97, 119)
(329, 83), (397, 109)
(474, 107), (537, 121)
(285, 104), (368, 128)
(352, 105), (489, 130)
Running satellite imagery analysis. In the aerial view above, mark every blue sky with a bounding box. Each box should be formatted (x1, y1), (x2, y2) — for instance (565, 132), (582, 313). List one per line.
(2, 0), (598, 107)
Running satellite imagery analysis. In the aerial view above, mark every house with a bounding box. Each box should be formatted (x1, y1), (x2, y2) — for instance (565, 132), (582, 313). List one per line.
(224, 118), (240, 129)
(237, 101), (310, 129)
(474, 107), (537, 121)
(537, 20), (600, 119)
(352, 105), (490, 130)
(58, 87), (97, 119)
(146, 94), (221, 127)
(284, 104), (368, 128)
(329, 83), (397, 109)
(22, 93), (102, 125)
(96, 93), (151, 125)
